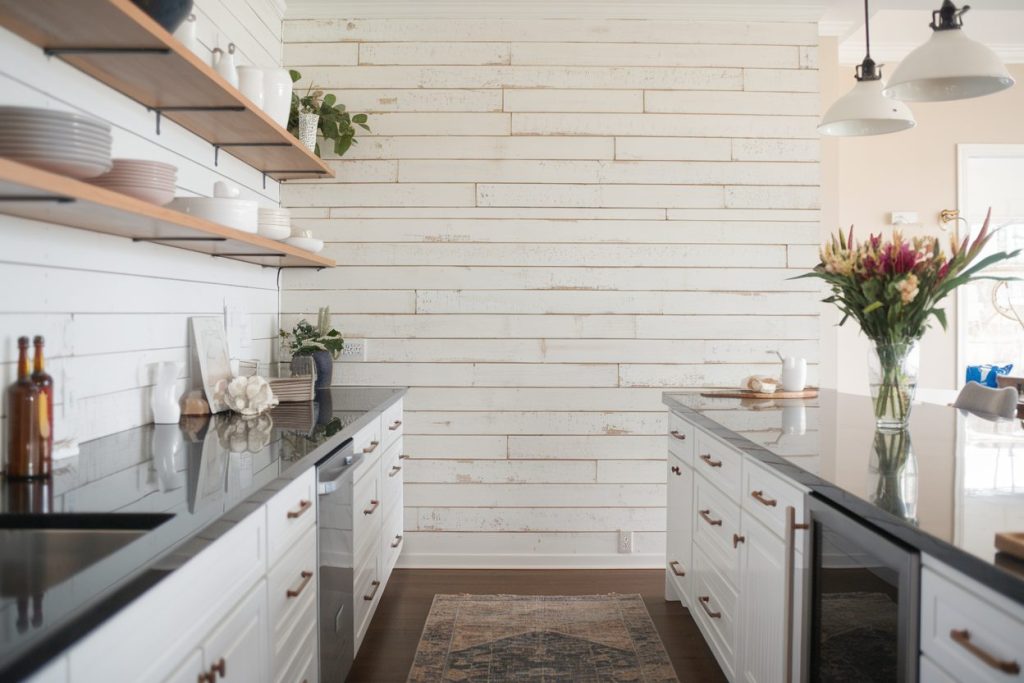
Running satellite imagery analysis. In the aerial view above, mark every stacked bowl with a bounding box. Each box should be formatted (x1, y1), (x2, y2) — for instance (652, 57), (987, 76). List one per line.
(257, 207), (291, 240)
(0, 106), (112, 179)
(88, 159), (178, 205)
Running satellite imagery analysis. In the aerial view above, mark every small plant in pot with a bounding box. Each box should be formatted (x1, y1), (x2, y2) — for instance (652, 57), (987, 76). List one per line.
(280, 307), (344, 389)
(287, 69), (369, 156)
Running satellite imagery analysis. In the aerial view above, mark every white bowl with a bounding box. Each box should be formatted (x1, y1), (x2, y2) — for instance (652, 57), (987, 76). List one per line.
(258, 223), (290, 240)
(285, 236), (324, 253)
(167, 197), (258, 233)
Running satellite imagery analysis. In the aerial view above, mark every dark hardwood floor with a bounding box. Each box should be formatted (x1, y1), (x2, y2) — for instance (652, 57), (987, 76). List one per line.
(348, 568), (727, 682)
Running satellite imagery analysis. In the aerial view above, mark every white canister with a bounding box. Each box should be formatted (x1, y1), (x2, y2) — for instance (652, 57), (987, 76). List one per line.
(780, 357), (808, 392)
(212, 43), (238, 88)
(262, 68), (293, 128)
(237, 66), (264, 109)
(172, 13), (198, 53)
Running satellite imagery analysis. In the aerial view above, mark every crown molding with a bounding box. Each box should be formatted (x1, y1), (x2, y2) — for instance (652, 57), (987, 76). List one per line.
(838, 41), (1024, 65)
(284, 1), (825, 22)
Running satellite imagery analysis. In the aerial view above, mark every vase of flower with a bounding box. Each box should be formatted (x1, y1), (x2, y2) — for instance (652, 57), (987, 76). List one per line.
(280, 306), (345, 391)
(868, 339), (920, 430)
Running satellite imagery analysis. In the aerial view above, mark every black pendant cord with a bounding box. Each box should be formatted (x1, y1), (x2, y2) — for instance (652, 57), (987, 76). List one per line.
(855, 0), (881, 82)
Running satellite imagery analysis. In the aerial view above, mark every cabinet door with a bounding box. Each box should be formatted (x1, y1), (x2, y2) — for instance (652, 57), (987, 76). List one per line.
(737, 515), (786, 683)
(665, 453), (692, 604)
(161, 649), (203, 683)
(203, 580), (269, 683)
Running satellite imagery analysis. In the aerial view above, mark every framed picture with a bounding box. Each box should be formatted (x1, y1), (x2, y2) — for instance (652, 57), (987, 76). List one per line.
(190, 317), (232, 413)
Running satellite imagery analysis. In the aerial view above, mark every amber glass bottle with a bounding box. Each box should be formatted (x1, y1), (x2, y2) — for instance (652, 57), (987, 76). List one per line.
(5, 337), (42, 478)
(32, 336), (53, 475)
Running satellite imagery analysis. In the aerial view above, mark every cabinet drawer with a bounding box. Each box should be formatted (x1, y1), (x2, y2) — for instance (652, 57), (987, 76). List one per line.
(268, 527), (316, 660)
(382, 504), (404, 577)
(274, 613), (317, 683)
(667, 412), (694, 467)
(272, 583), (316, 682)
(267, 468), (316, 567)
(921, 567), (1024, 682)
(381, 398), (404, 451)
(694, 430), (741, 499)
(354, 552), (381, 651)
(381, 437), (404, 509)
(920, 656), (958, 683)
(693, 474), (741, 589)
(741, 460), (805, 542)
(353, 418), (384, 472)
(353, 465), (382, 560)
(692, 543), (737, 681)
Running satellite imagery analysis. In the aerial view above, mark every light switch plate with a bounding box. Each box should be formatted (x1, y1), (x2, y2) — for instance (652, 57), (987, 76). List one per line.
(890, 211), (919, 225)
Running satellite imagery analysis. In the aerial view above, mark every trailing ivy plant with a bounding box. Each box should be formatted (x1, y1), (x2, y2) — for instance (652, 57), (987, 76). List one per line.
(287, 69), (369, 157)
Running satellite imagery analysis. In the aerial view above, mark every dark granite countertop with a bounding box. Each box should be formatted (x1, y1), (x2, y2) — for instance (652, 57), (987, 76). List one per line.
(664, 389), (1024, 605)
(0, 386), (406, 681)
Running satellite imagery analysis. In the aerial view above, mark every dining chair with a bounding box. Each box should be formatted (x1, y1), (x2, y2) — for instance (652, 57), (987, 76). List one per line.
(952, 382), (1020, 419)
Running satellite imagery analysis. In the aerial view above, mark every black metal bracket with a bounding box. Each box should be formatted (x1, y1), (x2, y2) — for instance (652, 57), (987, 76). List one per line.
(0, 195), (75, 203)
(214, 252), (287, 258)
(132, 237), (228, 242)
(146, 106), (246, 135)
(212, 142), (292, 167)
(44, 47), (171, 57)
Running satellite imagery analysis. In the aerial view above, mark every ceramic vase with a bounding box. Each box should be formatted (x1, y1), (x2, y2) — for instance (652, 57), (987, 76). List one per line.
(868, 340), (920, 430)
(262, 68), (293, 128)
(312, 350), (333, 389)
(212, 43), (238, 88)
(151, 361), (182, 424)
(298, 112), (319, 152)
(237, 66), (264, 109)
(131, 0), (194, 32)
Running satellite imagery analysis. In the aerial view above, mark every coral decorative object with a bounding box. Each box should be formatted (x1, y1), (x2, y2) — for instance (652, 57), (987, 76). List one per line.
(214, 375), (278, 418)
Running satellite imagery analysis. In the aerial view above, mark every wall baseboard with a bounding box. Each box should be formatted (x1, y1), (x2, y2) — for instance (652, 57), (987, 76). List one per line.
(397, 552), (664, 570)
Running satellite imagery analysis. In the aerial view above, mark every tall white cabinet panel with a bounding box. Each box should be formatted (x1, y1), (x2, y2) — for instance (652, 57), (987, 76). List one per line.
(736, 515), (786, 683)
(665, 451), (693, 605)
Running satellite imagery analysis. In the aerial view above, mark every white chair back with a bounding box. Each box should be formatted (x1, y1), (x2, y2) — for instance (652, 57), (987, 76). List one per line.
(953, 382), (1019, 419)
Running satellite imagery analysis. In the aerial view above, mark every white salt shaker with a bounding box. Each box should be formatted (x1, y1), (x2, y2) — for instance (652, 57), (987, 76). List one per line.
(780, 356), (808, 392)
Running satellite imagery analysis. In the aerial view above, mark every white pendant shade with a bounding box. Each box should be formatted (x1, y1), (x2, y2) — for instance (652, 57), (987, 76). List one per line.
(883, 29), (1015, 102)
(819, 78), (917, 137)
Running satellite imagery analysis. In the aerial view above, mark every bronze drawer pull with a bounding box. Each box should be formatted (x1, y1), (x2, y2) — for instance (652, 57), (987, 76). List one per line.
(364, 499), (380, 515)
(669, 430), (687, 441)
(286, 570), (314, 599)
(363, 440), (380, 454)
(399, 454), (411, 460)
(669, 560), (685, 577)
(287, 499), (312, 519)
(950, 629), (1021, 674)
(751, 490), (778, 507)
(699, 453), (722, 468)
(391, 534), (403, 548)
(733, 533), (745, 548)
(389, 465), (402, 477)
(699, 509), (722, 527)
(364, 579), (381, 601)
(198, 674), (213, 683)
(670, 465), (681, 475)
(209, 658), (226, 679)
(389, 420), (402, 431)
(698, 596), (721, 619)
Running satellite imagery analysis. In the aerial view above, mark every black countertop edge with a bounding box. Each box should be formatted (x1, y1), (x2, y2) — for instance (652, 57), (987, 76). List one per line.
(2, 387), (407, 681)
(662, 392), (1024, 607)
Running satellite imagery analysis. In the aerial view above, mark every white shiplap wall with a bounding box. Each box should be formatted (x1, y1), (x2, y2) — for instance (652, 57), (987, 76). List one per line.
(281, 16), (822, 567)
(0, 0), (285, 446)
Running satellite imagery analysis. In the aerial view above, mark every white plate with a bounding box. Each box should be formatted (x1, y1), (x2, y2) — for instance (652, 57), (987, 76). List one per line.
(95, 170), (177, 181)
(257, 224), (290, 240)
(168, 197), (258, 234)
(8, 156), (111, 179)
(109, 159), (176, 171)
(0, 141), (111, 155)
(0, 107), (110, 128)
(91, 180), (176, 192)
(285, 236), (324, 253)
(97, 185), (175, 205)
(0, 130), (112, 145)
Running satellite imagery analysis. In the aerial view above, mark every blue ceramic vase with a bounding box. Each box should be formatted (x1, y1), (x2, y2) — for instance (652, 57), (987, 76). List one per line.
(131, 0), (194, 33)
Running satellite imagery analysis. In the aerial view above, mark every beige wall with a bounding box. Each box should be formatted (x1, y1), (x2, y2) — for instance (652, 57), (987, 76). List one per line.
(821, 43), (1024, 394)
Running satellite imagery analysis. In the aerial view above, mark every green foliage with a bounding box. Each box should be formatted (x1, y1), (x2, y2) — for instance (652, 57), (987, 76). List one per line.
(287, 69), (370, 157)
(279, 306), (345, 358)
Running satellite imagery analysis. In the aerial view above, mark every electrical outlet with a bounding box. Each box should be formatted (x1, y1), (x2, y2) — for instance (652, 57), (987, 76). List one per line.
(340, 339), (367, 362)
(618, 530), (634, 554)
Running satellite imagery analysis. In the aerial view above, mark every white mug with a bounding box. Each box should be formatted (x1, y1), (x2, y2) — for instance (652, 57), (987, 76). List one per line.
(780, 357), (807, 392)
(237, 66), (264, 109)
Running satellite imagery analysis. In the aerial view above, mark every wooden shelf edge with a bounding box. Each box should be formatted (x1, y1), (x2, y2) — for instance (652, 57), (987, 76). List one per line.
(0, 158), (335, 268)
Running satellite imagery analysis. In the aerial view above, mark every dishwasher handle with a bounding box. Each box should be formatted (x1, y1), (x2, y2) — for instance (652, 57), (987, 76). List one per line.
(317, 440), (357, 495)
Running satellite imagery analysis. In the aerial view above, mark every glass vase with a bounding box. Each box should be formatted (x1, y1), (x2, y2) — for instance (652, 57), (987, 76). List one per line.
(868, 339), (919, 430)
(868, 429), (918, 524)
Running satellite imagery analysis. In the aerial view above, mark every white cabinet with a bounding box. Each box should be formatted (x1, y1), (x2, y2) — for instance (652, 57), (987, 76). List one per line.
(202, 581), (269, 683)
(736, 515), (786, 683)
(665, 450), (692, 606)
(161, 650), (203, 683)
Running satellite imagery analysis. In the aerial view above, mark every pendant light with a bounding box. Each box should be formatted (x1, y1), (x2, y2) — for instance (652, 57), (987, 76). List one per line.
(883, 1), (1014, 102)
(819, 0), (916, 137)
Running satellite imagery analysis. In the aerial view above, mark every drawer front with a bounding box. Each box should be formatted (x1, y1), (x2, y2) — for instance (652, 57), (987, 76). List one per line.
(920, 656), (958, 683)
(268, 527), (317, 654)
(741, 460), (805, 541)
(693, 473), (742, 589)
(267, 468), (317, 567)
(694, 430), (742, 499)
(666, 453), (693, 604)
(274, 612), (317, 683)
(354, 552), (382, 651)
(381, 398), (404, 451)
(921, 567), (1024, 683)
(667, 411), (695, 467)
(353, 418), (384, 470)
(381, 436), (405, 510)
(382, 504), (404, 577)
(272, 582), (316, 682)
(353, 466), (382, 560)
(692, 543), (737, 681)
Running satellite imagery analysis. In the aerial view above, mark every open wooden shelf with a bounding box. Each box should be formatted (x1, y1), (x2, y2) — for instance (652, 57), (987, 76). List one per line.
(0, 0), (333, 181)
(0, 158), (335, 268)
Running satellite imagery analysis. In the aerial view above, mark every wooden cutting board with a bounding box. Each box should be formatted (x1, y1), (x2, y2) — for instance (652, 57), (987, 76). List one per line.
(996, 532), (1024, 561)
(700, 388), (819, 400)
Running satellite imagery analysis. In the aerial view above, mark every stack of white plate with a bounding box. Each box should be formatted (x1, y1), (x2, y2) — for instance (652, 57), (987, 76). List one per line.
(88, 159), (177, 205)
(0, 106), (112, 179)
(257, 207), (291, 240)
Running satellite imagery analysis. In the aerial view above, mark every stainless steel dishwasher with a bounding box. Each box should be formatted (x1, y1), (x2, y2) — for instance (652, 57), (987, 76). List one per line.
(317, 439), (358, 683)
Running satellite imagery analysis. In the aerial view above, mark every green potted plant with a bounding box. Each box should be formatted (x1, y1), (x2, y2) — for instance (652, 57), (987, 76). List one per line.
(280, 307), (344, 389)
(287, 69), (369, 157)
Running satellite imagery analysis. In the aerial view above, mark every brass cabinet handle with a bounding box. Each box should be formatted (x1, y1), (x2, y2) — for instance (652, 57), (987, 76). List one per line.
(699, 453), (722, 468)
(733, 533), (745, 548)
(198, 674), (214, 683)
(950, 629), (1021, 674)
(670, 465), (681, 475)
(698, 596), (721, 619)
(669, 560), (685, 577)
(389, 420), (402, 431)
(287, 499), (312, 519)
(391, 534), (403, 548)
(363, 440), (380, 454)
(751, 490), (778, 507)
(399, 454), (411, 460)
(363, 499), (380, 515)
(699, 509), (722, 527)
(364, 579), (381, 601)
(209, 658), (226, 679)
(389, 465), (402, 478)
(286, 570), (314, 599)
(669, 430), (687, 441)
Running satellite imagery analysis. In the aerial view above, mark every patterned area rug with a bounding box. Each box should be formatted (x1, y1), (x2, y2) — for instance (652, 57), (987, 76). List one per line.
(406, 594), (680, 683)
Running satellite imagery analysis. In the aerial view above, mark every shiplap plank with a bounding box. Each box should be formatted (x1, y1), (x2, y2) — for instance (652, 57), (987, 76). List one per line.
(511, 43), (798, 68)
(508, 435), (666, 459)
(477, 184), (726, 209)
(503, 89), (643, 113)
(284, 41), (358, 65)
(281, 183), (477, 207)
(329, 363), (621, 387)
(280, 313), (637, 339)
(409, 507), (665, 533)
(405, 483), (665, 507)
(404, 387), (669, 412)
(360, 42), (511, 65)
(335, 135), (614, 160)
(362, 112), (511, 136)
(403, 459), (597, 484)
(404, 435), (509, 459)
(731, 138), (820, 162)
(512, 112), (818, 139)
(597, 460), (666, 483)
(744, 68), (820, 92)
(645, 90), (819, 115)
(614, 137), (731, 161)
(407, 411), (667, 436)
(323, 89), (504, 112)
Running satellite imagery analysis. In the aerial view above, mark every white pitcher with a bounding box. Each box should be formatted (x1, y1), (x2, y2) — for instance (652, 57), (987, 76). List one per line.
(780, 356), (808, 392)
(212, 43), (238, 88)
